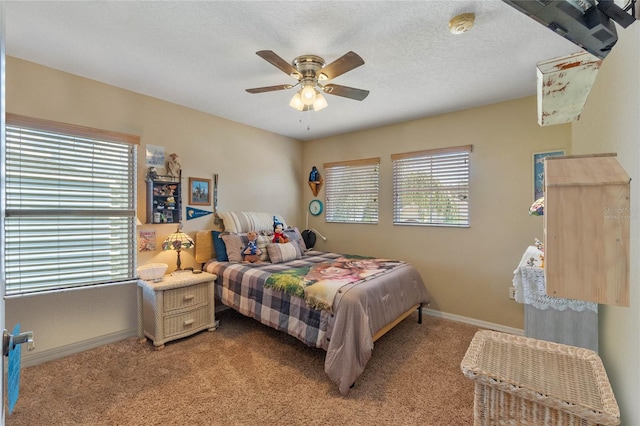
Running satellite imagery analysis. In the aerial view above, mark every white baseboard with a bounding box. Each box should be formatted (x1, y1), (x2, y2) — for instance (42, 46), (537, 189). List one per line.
(423, 308), (524, 336)
(20, 328), (137, 368)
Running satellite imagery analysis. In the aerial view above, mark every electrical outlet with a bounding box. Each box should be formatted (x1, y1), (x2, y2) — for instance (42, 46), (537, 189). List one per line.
(509, 287), (516, 300)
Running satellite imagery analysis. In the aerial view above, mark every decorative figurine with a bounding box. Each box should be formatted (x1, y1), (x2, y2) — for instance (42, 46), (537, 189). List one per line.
(308, 166), (323, 197)
(167, 153), (181, 179)
(146, 167), (158, 181)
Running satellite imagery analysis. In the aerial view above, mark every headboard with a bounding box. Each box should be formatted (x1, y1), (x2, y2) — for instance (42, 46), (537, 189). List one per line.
(194, 211), (288, 264)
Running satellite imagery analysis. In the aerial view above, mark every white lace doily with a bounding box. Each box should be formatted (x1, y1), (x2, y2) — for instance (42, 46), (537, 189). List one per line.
(513, 266), (597, 313)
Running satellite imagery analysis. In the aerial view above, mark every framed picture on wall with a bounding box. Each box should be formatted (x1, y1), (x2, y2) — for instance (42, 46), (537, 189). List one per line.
(533, 150), (566, 201)
(189, 177), (212, 206)
(145, 144), (165, 168)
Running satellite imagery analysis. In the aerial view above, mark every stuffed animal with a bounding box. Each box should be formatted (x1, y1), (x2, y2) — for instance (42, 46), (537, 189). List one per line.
(242, 231), (263, 263)
(272, 217), (289, 244)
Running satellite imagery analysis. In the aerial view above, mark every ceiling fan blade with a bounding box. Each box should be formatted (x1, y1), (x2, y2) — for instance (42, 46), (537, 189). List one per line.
(322, 84), (369, 101)
(256, 50), (301, 79)
(246, 84), (293, 94)
(318, 51), (365, 80)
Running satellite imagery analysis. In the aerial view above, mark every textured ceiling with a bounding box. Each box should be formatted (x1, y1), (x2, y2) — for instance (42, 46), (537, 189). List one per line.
(6, 1), (586, 141)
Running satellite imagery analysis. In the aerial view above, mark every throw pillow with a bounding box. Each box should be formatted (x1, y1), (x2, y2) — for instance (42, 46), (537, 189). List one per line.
(220, 233), (247, 263)
(221, 232), (271, 263)
(267, 242), (302, 264)
(212, 230), (229, 262)
(284, 227), (307, 253)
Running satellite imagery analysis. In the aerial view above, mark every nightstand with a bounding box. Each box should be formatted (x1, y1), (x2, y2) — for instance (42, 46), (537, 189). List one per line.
(137, 271), (218, 350)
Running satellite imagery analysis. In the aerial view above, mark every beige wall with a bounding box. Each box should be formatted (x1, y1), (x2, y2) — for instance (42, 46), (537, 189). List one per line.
(571, 22), (640, 425)
(6, 56), (573, 367)
(304, 97), (570, 328)
(5, 57), (302, 354)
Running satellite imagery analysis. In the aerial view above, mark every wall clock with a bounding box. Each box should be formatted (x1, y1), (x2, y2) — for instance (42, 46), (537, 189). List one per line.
(309, 199), (323, 216)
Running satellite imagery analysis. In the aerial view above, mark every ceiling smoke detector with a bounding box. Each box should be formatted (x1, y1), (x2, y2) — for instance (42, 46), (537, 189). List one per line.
(449, 13), (475, 34)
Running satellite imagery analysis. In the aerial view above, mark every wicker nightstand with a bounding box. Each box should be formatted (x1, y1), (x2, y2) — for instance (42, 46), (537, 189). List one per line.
(137, 271), (218, 350)
(461, 330), (620, 426)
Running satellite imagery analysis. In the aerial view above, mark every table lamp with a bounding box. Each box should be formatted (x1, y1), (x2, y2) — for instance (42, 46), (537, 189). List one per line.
(162, 225), (194, 271)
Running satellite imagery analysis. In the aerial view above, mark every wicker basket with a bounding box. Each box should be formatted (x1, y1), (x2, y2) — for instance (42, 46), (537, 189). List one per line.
(461, 330), (620, 426)
(137, 263), (168, 282)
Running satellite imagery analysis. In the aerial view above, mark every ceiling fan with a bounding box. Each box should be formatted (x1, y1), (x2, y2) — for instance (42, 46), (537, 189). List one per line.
(245, 50), (370, 111)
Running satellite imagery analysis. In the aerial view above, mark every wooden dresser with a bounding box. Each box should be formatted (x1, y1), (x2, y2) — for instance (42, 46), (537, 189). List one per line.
(137, 271), (217, 349)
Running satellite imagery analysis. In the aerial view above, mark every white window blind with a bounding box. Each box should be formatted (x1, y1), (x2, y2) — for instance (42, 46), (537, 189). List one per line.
(392, 145), (471, 227)
(4, 114), (139, 296)
(324, 158), (380, 224)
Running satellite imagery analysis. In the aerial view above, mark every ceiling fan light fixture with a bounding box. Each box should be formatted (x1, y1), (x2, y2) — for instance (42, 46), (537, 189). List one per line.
(247, 50), (369, 113)
(313, 92), (328, 111)
(289, 92), (304, 111)
(301, 84), (317, 105)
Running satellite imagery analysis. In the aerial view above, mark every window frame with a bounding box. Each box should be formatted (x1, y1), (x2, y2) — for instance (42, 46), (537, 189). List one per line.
(3, 113), (140, 297)
(323, 157), (380, 224)
(392, 145), (471, 228)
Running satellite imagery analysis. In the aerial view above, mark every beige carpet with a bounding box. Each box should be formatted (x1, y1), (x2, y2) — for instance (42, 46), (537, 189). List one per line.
(6, 309), (481, 425)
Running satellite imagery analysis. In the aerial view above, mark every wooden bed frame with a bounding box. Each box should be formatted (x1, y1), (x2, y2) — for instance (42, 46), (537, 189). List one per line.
(373, 303), (423, 341)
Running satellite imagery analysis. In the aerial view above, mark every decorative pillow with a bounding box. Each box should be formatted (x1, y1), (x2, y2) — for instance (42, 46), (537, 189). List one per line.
(211, 230), (229, 262)
(221, 232), (271, 263)
(220, 233), (245, 263)
(217, 211), (287, 234)
(267, 242), (302, 264)
(284, 227), (307, 253)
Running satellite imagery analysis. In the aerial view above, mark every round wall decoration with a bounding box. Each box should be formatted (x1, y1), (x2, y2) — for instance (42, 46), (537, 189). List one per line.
(309, 199), (323, 216)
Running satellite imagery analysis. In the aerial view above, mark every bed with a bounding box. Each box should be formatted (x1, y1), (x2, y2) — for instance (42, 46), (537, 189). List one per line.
(195, 211), (430, 395)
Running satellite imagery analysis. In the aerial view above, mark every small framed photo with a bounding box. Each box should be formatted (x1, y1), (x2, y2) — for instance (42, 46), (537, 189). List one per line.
(533, 150), (566, 201)
(189, 177), (211, 206)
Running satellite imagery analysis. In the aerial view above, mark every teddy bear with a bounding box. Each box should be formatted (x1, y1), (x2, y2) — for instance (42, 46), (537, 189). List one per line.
(242, 231), (263, 263)
(272, 217), (289, 244)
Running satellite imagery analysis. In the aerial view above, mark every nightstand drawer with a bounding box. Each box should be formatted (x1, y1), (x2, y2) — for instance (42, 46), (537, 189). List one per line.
(163, 306), (210, 338)
(163, 282), (208, 312)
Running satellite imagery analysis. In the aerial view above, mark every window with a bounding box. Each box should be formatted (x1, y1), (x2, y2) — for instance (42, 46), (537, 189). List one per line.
(4, 114), (139, 296)
(392, 145), (471, 227)
(324, 158), (380, 224)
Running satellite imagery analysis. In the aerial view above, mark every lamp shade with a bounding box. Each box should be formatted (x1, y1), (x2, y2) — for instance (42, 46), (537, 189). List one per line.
(313, 92), (328, 111)
(162, 228), (194, 270)
(301, 84), (317, 105)
(162, 231), (194, 251)
(289, 92), (304, 111)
